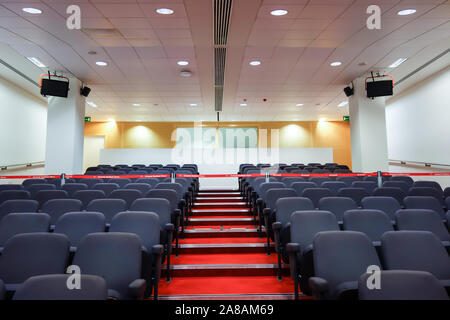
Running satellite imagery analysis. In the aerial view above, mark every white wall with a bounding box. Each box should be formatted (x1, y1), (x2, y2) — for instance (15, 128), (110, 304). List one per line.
(83, 136), (105, 172)
(386, 67), (450, 165)
(0, 76), (47, 166)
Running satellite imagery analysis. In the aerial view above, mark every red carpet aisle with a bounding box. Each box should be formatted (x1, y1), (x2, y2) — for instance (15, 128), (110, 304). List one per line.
(158, 189), (308, 300)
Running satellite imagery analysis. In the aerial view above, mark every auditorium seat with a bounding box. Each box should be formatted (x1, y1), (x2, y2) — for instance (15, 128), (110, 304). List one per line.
(0, 185), (24, 192)
(54, 212), (105, 252)
(135, 178), (159, 188)
(13, 274), (108, 300)
(333, 169), (352, 174)
(336, 177), (360, 187)
(337, 188), (369, 207)
(0, 200), (38, 221)
(321, 182), (347, 196)
(92, 183), (120, 197)
(73, 190), (105, 210)
(302, 188), (333, 208)
(352, 181), (377, 195)
(390, 176), (414, 187)
(40, 199), (83, 226)
(403, 196), (446, 220)
(61, 183), (88, 197)
(28, 184), (56, 198)
(309, 231), (381, 300)
(35, 190), (68, 208)
(359, 270), (449, 300)
(413, 181), (443, 193)
(154, 183), (188, 224)
(444, 187), (450, 200)
(77, 178), (104, 189)
(408, 187), (445, 205)
(124, 183), (152, 196)
(290, 182), (316, 197)
(22, 179), (47, 189)
(72, 233), (147, 300)
(287, 211), (340, 298)
(0, 190), (31, 204)
(106, 178), (131, 188)
(109, 189), (142, 209)
(318, 197), (357, 224)
(361, 197), (400, 222)
(372, 187), (406, 206)
(309, 177), (333, 186)
(86, 199), (127, 227)
(383, 181), (410, 193)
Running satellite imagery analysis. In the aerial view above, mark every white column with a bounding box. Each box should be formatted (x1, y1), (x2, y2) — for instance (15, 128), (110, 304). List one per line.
(45, 77), (85, 174)
(349, 76), (389, 173)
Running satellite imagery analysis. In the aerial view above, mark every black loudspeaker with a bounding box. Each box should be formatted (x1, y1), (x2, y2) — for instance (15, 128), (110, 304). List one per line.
(366, 80), (393, 98)
(40, 79), (69, 98)
(343, 86), (354, 97)
(80, 86), (91, 97)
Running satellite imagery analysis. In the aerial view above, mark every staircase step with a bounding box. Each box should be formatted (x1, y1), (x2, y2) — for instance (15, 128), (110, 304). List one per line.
(179, 237), (267, 244)
(196, 197), (244, 203)
(198, 189), (239, 193)
(183, 228), (264, 238)
(193, 202), (248, 209)
(162, 263), (288, 277)
(176, 243), (273, 254)
(192, 209), (251, 216)
(189, 217), (254, 226)
(197, 192), (241, 197)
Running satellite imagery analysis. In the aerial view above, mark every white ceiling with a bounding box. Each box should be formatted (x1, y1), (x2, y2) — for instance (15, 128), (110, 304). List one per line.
(0, 0), (449, 121)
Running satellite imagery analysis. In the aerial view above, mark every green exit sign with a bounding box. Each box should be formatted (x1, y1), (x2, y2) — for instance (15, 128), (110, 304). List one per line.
(343, 116), (350, 122)
(85, 116), (91, 122)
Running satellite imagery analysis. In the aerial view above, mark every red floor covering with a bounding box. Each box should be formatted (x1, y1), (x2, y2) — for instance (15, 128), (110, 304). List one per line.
(171, 253), (278, 265)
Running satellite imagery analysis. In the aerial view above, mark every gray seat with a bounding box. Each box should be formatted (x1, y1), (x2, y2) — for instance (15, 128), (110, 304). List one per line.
(73, 190), (105, 210)
(13, 274), (108, 300)
(0, 185), (24, 192)
(408, 187), (444, 205)
(309, 177), (333, 186)
(403, 196), (446, 219)
(54, 212), (106, 251)
(61, 183), (88, 197)
(309, 231), (381, 300)
(382, 181), (410, 193)
(337, 188), (369, 207)
(135, 178), (159, 188)
(290, 182), (317, 197)
(390, 176), (414, 187)
(92, 183), (120, 197)
(86, 199), (127, 225)
(124, 183), (152, 197)
(413, 181), (443, 193)
(352, 181), (377, 195)
(22, 179), (47, 189)
(35, 190), (68, 207)
(105, 178), (131, 188)
(302, 188), (333, 208)
(72, 233), (148, 300)
(110, 189), (142, 209)
(373, 187), (406, 206)
(0, 200), (39, 221)
(336, 177), (360, 187)
(343, 209), (394, 245)
(77, 178), (104, 188)
(0, 190), (31, 204)
(40, 199), (83, 225)
(359, 270), (449, 300)
(321, 182), (347, 196)
(318, 197), (358, 223)
(361, 196), (400, 222)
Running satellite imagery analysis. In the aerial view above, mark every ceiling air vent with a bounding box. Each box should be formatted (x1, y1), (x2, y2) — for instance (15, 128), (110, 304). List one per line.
(82, 28), (121, 38)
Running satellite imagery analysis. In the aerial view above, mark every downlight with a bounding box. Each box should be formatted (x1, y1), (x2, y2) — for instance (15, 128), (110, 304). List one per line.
(270, 9), (288, 16)
(22, 8), (42, 14)
(398, 9), (416, 16)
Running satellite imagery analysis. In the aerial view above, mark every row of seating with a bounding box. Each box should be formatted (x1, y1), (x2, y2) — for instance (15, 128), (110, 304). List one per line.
(84, 163), (199, 176)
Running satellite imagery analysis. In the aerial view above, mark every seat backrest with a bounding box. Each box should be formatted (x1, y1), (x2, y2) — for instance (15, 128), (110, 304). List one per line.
(337, 188), (369, 206)
(0, 213), (50, 246)
(403, 196), (446, 219)
(22, 179), (47, 189)
(280, 177), (306, 185)
(352, 181), (378, 195)
(290, 182), (317, 197)
(72, 232), (142, 299)
(104, 178), (131, 188)
(343, 209), (394, 242)
(264, 188), (297, 210)
(275, 197), (314, 226)
(0, 190), (31, 204)
(73, 190), (106, 209)
(40, 199), (83, 225)
(413, 181), (443, 192)
(381, 231), (450, 280)
(0, 233), (69, 284)
(78, 178), (104, 188)
(86, 199), (127, 224)
(361, 196), (400, 221)
(124, 183), (152, 196)
(61, 183), (88, 197)
(301, 188), (333, 208)
(309, 177), (333, 186)
(35, 190), (68, 207)
(135, 178), (159, 188)
(336, 177), (360, 187)
(13, 274), (108, 300)
(382, 181), (410, 193)
(408, 187), (444, 205)
(0, 200), (39, 221)
(54, 212), (105, 247)
(92, 183), (120, 197)
(321, 182), (347, 196)
(129, 198), (171, 227)
(390, 176), (414, 187)
(395, 209), (450, 241)
(444, 187), (450, 199)
(290, 211), (339, 252)
(373, 187), (407, 205)
(109, 189), (142, 209)
(311, 169), (331, 174)
(258, 182), (286, 198)
(358, 270), (449, 300)
(0, 184), (24, 192)
(154, 183), (183, 200)
(318, 197), (357, 222)
(313, 231), (381, 299)
(145, 189), (178, 212)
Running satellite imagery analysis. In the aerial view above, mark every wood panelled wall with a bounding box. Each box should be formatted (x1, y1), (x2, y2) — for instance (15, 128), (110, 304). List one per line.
(84, 121), (352, 168)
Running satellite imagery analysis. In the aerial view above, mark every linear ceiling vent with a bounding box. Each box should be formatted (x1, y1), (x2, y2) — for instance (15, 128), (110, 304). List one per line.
(82, 28), (121, 38)
(214, 0), (232, 112)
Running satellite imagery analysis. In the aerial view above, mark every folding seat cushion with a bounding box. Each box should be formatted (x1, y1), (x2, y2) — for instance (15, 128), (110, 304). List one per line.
(372, 187), (406, 206)
(35, 190), (68, 207)
(359, 270), (449, 300)
(109, 189), (142, 209)
(28, 184), (56, 198)
(343, 210), (394, 244)
(0, 213), (51, 251)
(105, 178), (131, 188)
(309, 231), (381, 300)
(124, 183), (152, 196)
(318, 197), (358, 223)
(22, 179), (47, 189)
(86, 199), (127, 225)
(77, 178), (104, 189)
(301, 188), (333, 208)
(54, 212), (105, 251)
(403, 196), (446, 220)
(337, 188), (369, 207)
(321, 182), (347, 196)
(72, 233), (148, 300)
(61, 183), (88, 197)
(309, 177), (333, 186)
(286, 212), (340, 297)
(92, 183), (119, 197)
(40, 199), (83, 225)
(135, 178), (159, 188)
(390, 176), (414, 187)
(395, 209), (450, 243)
(73, 190), (105, 210)
(352, 181), (377, 195)
(408, 187), (444, 205)
(290, 182), (317, 197)
(0, 190), (31, 204)
(381, 231), (450, 288)
(382, 181), (410, 193)
(336, 177), (360, 187)
(13, 274), (108, 300)
(413, 181), (443, 193)
(361, 197), (400, 222)
(0, 184), (24, 192)
(0, 200), (39, 220)
(0, 233), (70, 293)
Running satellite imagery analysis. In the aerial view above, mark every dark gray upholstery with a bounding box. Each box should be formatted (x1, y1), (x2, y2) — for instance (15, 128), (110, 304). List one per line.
(124, 183), (152, 196)
(41, 199), (83, 225)
(395, 209), (450, 242)
(259, 182), (287, 197)
(130, 198), (171, 229)
(301, 188), (333, 208)
(61, 183), (88, 197)
(373, 187), (406, 205)
(318, 197), (357, 222)
(336, 188), (369, 206)
(105, 178), (131, 188)
(86, 199), (127, 224)
(343, 209), (394, 242)
(361, 196), (400, 222)
(72, 233), (146, 300)
(0, 200), (38, 220)
(0, 233), (69, 291)
(13, 274), (108, 300)
(444, 188), (450, 200)
(310, 231), (381, 300)
(110, 189), (142, 209)
(22, 179), (47, 189)
(408, 187), (444, 205)
(382, 181), (410, 193)
(35, 190), (68, 207)
(413, 181), (443, 192)
(403, 196), (446, 219)
(309, 177), (333, 186)
(0, 190), (31, 204)
(290, 182), (316, 197)
(359, 270), (449, 300)
(54, 212), (105, 249)
(390, 176), (414, 187)
(280, 177), (306, 186)
(145, 189), (179, 212)
(264, 188), (297, 211)
(135, 178), (159, 188)
(276, 197), (314, 227)
(0, 213), (50, 248)
(321, 182), (347, 196)
(0, 185), (24, 192)
(352, 181), (377, 195)
(92, 183), (120, 196)
(77, 178), (104, 188)
(73, 190), (105, 209)
(336, 177), (360, 187)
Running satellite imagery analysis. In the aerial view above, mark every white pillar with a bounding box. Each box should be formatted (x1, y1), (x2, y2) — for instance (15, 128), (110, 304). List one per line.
(349, 76), (389, 173)
(45, 77), (85, 174)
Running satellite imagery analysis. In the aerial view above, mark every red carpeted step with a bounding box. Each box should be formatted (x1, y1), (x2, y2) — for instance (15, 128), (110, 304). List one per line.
(192, 209), (250, 216)
(179, 237), (266, 244)
(171, 252), (278, 265)
(189, 217), (255, 226)
(183, 228), (264, 238)
(193, 203), (248, 209)
(196, 197), (244, 203)
(175, 242), (273, 254)
(185, 225), (257, 230)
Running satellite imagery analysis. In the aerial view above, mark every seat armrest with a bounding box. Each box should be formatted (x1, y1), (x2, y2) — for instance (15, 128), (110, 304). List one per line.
(152, 244), (164, 255)
(0, 278), (5, 300)
(286, 242), (300, 253)
(128, 279), (147, 300)
(165, 223), (174, 232)
(263, 208), (272, 216)
(179, 199), (186, 206)
(174, 209), (181, 217)
(272, 221), (282, 231)
(256, 198), (263, 206)
(309, 277), (329, 300)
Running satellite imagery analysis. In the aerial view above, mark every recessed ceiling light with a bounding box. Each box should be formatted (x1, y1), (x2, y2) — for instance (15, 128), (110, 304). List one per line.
(319, 118), (326, 123)
(398, 9), (416, 16)
(108, 118), (116, 123)
(270, 9), (288, 16)
(132, 103), (141, 107)
(180, 70), (192, 77)
(330, 61), (342, 67)
(189, 103), (198, 107)
(87, 101), (97, 108)
(177, 61), (189, 66)
(292, 118), (299, 121)
(22, 8), (42, 14)
(296, 103), (304, 107)
(389, 58), (407, 68)
(338, 101), (348, 107)
(96, 61), (108, 66)
(249, 61), (261, 66)
(240, 103), (248, 107)
(26, 57), (46, 68)
(156, 8), (174, 15)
